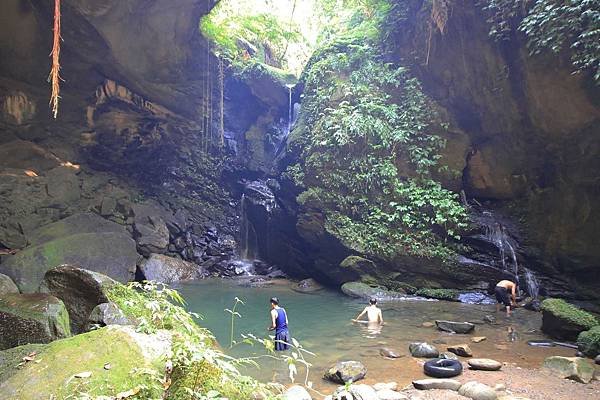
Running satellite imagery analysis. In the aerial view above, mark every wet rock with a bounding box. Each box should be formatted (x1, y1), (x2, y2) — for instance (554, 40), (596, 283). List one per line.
(332, 384), (378, 400)
(38, 265), (118, 334)
(543, 356), (594, 383)
(577, 326), (600, 357)
(373, 382), (398, 391)
(440, 352), (459, 360)
(339, 256), (377, 276)
(376, 389), (408, 400)
(0, 232), (138, 293)
(134, 214), (169, 256)
(87, 302), (134, 329)
(471, 336), (487, 343)
(0, 273), (18, 295)
(283, 385), (312, 400)
(292, 278), (324, 293)
(409, 342), (439, 358)
(139, 253), (204, 284)
(483, 315), (496, 324)
(0, 293), (70, 350)
(324, 360), (367, 384)
(380, 347), (402, 359)
(468, 359), (502, 371)
(458, 381), (497, 400)
(435, 320), (475, 334)
(341, 282), (404, 300)
(447, 344), (473, 357)
(412, 378), (461, 391)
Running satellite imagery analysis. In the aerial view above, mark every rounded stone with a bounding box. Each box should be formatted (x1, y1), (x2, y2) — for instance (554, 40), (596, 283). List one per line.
(458, 381), (497, 400)
(468, 359), (502, 371)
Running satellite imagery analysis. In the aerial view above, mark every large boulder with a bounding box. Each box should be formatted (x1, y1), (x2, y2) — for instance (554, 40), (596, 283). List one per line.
(132, 203), (171, 256)
(26, 212), (127, 246)
(0, 232), (138, 293)
(435, 320), (475, 334)
(292, 278), (325, 294)
(0, 293), (70, 350)
(332, 384), (378, 400)
(543, 356), (594, 384)
(409, 342), (439, 358)
(577, 326), (600, 357)
(0, 325), (171, 399)
(38, 266), (118, 334)
(0, 273), (18, 295)
(87, 302), (134, 330)
(341, 282), (404, 300)
(541, 298), (598, 340)
(324, 360), (367, 384)
(139, 253), (204, 284)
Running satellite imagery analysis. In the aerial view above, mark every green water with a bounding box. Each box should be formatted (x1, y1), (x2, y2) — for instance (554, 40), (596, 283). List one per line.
(176, 278), (572, 392)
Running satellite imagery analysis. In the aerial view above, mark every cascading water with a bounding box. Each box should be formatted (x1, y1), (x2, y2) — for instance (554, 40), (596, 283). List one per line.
(524, 268), (540, 299)
(483, 219), (520, 279)
(286, 83), (293, 135)
(236, 194), (258, 275)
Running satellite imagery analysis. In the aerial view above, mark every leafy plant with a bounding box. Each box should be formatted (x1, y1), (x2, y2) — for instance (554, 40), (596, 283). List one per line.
(224, 297), (244, 348)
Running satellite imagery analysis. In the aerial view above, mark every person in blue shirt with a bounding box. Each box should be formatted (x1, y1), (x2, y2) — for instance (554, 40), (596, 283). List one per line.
(268, 297), (290, 351)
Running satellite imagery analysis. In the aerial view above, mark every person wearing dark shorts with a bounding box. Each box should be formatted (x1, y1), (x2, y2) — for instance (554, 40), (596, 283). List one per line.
(268, 297), (290, 351)
(495, 279), (517, 316)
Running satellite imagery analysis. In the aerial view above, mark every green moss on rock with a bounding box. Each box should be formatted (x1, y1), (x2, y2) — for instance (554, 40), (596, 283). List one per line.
(541, 298), (599, 340)
(577, 326), (600, 357)
(415, 288), (460, 301)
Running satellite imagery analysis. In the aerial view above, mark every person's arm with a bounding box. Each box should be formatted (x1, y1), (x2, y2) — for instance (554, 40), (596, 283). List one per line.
(268, 309), (277, 331)
(511, 284), (517, 304)
(378, 309), (384, 325)
(352, 307), (368, 322)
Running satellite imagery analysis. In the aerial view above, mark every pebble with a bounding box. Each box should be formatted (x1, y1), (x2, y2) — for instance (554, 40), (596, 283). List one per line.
(468, 358), (502, 371)
(422, 322), (435, 328)
(413, 378), (462, 391)
(471, 336), (487, 343)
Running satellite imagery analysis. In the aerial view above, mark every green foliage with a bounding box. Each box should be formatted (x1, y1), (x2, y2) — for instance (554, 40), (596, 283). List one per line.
(482, 0), (600, 82)
(577, 326), (600, 357)
(541, 298), (599, 330)
(294, 13), (468, 260)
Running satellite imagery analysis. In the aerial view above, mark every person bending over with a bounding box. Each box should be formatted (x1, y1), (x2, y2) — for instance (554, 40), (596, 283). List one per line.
(268, 297), (290, 351)
(495, 279), (517, 316)
(352, 298), (384, 325)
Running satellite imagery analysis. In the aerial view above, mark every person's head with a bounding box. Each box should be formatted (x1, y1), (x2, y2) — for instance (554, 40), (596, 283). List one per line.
(369, 298), (377, 306)
(270, 297), (279, 309)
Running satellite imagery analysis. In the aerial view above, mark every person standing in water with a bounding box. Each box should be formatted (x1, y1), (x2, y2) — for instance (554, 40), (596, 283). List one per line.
(495, 278), (517, 316)
(352, 298), (384, 325)
(268, 297), (290, 351)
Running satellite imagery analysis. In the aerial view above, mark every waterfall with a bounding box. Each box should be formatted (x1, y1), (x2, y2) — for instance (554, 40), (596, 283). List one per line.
(239, 194), (258, 264)
(483, 218), (520, 280)
(286, 83), (294, 135)
(524, 268), (540, 299)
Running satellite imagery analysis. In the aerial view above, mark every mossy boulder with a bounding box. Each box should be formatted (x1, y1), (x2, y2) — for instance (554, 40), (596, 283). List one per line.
(0, 232), (138, 293)
(39, 265), (119, 334)
(416, 288), (460, 301)
(340, 256), (377, 275)
(543, 356), (594, 383)
(577, 326), (600, 357)
(341, 281), (405, 301)
(541, 298), (599, 340)
(0, 326), (171, 399)
(0, 273), (18, 295)
(0, 293), (70, 350)
(0, 344), (46, 383)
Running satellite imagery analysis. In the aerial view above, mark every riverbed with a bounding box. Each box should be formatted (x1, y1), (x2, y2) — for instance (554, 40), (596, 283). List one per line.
(176, 278), (577, 395)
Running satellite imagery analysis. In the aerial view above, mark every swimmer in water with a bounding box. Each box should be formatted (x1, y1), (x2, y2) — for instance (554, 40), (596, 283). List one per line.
(352, 298), (384, 325)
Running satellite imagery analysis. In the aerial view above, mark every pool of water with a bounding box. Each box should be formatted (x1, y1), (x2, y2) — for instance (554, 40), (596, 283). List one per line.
(176, 278), (574, 394)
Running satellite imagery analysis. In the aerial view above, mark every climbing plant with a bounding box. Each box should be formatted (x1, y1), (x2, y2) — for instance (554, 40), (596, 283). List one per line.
(482, 0), (600, 82)
(49, 0), (62, 118)
(290, 5), (468, 260)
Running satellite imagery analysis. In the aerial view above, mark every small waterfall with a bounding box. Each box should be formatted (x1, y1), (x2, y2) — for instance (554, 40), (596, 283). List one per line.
(286, 83), (294, 136)
(481, 213), (520, 280)
(237, 194), (257, 275)
(524, 268), (540, 299)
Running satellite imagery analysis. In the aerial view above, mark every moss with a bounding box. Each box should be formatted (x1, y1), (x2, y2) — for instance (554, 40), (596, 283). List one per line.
(415, 288), (460, 301)
(0, 344), (46, 383)
(577, 326), (600, 357)
(0, 327), (163, 400)
(541, 298), (599, 330)
(385, 281), (417, 294)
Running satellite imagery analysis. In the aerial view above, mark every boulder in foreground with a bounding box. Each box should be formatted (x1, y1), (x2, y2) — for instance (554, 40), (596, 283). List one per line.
(324, 360), (367, 383)
(409, 342), (439, 358)
(468, 358), (502, 371)
(577, 326), (600, 357)
(412, 378), (461, 391)
(0, 273), (18, 295)
(0, 293), (70, 350)
(283, 385), (312, 400)
(541, 298), (598, 341)
(543, 356), (594, 383)
(139, 253), (204, 284)
(458, 381), (497, 400)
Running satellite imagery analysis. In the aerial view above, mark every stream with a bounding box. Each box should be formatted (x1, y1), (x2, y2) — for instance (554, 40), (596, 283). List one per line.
(176, 278), (574, 393)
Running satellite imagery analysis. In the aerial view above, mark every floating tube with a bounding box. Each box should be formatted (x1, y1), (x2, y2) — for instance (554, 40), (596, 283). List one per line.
(424, 358), (463, 378)
(527, 340), (555, 347)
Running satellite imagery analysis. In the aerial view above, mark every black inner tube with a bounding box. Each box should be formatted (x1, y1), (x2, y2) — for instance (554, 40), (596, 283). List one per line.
(527, 340), (555, 347)
(424, 358), (463, 378)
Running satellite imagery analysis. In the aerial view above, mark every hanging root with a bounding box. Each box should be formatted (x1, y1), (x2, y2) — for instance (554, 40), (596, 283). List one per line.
(431, 0), (449, 35)
(49, 0), (62, 119)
